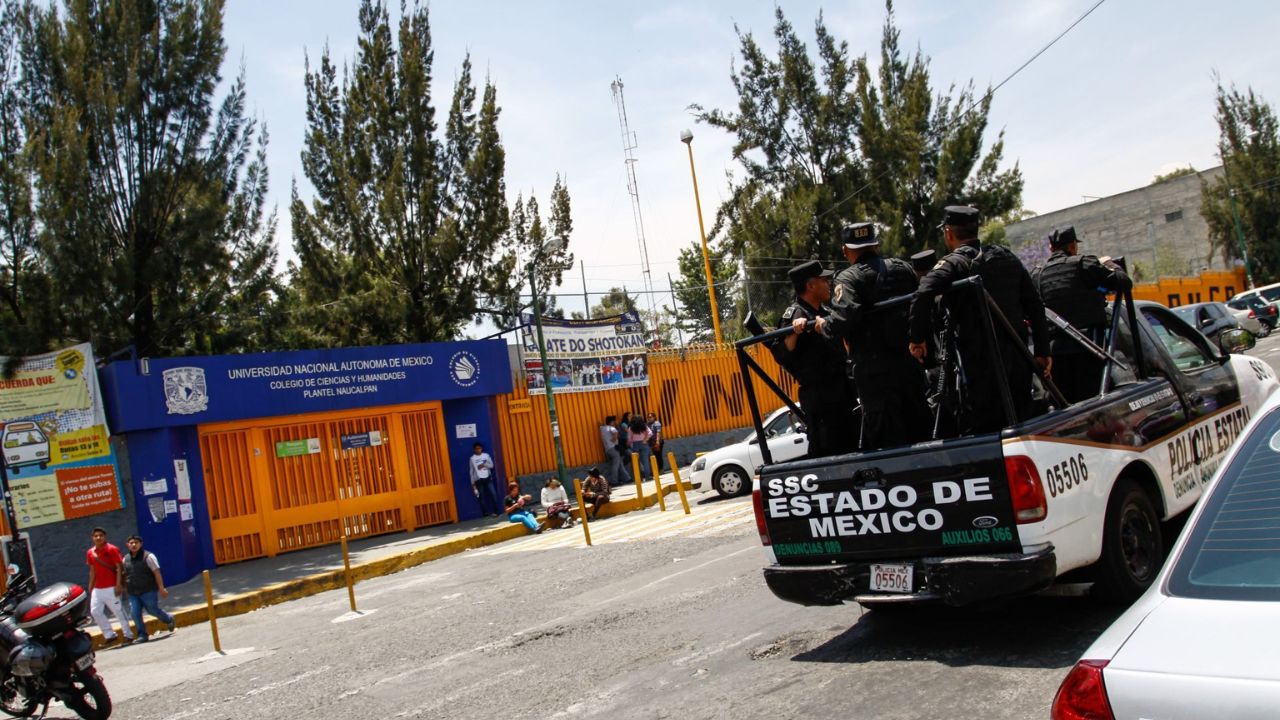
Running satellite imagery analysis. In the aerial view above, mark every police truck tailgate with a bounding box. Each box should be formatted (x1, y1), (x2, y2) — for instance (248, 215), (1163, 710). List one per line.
(756, 435), (1055, 606)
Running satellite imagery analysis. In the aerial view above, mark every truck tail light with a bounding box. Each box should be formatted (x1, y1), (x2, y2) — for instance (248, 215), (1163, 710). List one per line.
(1051, 660), (1114, 720)
(1005, 455), (1047, 523)
(751, 485), (771, 546)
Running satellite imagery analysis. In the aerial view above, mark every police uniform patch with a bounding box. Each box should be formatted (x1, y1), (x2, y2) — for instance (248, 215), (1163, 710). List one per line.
(782, 306), (795, 321)
(932, 260), (946, 271)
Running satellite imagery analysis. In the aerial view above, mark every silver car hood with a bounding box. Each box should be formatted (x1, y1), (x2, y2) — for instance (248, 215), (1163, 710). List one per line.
(1104, 596), (1280, 719)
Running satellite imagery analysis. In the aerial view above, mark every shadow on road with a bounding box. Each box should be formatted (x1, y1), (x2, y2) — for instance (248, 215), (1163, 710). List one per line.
(791, 596), (1126, 670)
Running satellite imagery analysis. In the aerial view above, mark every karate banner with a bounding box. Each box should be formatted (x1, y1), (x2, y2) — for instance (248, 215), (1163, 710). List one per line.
(0, 343), (124, 528)
(521, 311), (649, 394)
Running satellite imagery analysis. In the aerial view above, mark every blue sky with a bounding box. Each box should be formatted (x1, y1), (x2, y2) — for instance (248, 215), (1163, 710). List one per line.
(223, 1), (1280, 329)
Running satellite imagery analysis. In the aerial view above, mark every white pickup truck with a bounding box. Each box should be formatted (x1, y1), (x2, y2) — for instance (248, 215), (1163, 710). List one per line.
(740, 291), (1277, 608)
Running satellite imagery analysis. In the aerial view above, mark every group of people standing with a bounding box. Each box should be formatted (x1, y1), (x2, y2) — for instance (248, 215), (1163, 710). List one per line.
(773, 205), (1130, 456)
(599, 412), (665, 486)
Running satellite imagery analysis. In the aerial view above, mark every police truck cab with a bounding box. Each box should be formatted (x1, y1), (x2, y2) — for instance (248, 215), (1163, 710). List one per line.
(739, 288), (1276, 608)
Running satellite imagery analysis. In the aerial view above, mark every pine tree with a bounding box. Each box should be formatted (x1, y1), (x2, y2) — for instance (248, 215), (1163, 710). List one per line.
(289, 1), (570, 346)
(671, 241), (740, 342)
(1200, 81), (1280, 282)
(25, 0), (278, 357)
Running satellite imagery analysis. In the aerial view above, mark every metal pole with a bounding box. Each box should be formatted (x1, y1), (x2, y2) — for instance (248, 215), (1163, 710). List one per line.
(573, 478), (592, 546)
(0, 461), (31, 579)
(1229, 190), (1256, 289)
(650, 455), (666, 511)
(581, 260), (591, 319)
(682, 138), (724, 345)
(340, 535), (357, 613)
(528, 262), (569, 489)
(668, 452), (691, 514)
(667, 272), (685, 348)
(202, 570), (222, 653)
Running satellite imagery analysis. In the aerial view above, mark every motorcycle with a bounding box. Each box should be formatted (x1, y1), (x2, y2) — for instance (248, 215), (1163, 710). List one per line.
(0, 565), (111, 719)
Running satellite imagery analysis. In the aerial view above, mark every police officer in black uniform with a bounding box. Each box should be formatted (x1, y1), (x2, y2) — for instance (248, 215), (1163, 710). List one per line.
(819, 223), (931, 450)
(770, 261), (857, 457)
(907, 206), (1052, 433)
(1032, 226), (1132, 403)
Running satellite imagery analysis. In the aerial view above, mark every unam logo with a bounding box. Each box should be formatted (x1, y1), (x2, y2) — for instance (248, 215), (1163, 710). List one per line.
(163, 366), (209, 415)
(449, 351), (479, 388)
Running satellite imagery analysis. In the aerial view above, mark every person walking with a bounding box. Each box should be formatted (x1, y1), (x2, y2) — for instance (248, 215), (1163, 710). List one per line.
(770, 260), (858, 457)
(600, 416), (630, 486)
(1032, 226), (1132, 403)
(122, 535), (176, 643)
(469, 442), (500, 517)
(821, 222), (931, 451)
(908, 206), (1051, 433)
(86, 527), (135, 646)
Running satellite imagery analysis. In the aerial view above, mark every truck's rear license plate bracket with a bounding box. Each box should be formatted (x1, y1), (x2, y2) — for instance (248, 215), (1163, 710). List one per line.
(870, 564), (913, 593)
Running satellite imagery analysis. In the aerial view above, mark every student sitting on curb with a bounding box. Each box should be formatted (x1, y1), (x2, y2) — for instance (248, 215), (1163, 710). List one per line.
(540, 478), (576, 529)
(504, 482), (546, 534)
(580, 468), (611, 521)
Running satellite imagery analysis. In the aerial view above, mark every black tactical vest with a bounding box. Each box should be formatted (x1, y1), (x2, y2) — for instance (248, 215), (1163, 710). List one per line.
(123, 551), (159, 596)
(1035, 253), (1106, 329)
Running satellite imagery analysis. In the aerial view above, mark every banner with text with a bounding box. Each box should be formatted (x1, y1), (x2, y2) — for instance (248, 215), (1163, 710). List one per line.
(0, 343), (125, 528)
(521, 311), (648, 395)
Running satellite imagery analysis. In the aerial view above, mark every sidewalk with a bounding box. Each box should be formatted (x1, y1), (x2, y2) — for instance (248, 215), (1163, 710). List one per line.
(105, 469), (699, 647)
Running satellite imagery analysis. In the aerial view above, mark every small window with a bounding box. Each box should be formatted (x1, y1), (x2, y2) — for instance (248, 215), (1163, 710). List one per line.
(1142, 307), (1214, 372)
(1105, 307), (1140, 388)
(766, 412), (795, 438)
(1165, 209), (1184, 223)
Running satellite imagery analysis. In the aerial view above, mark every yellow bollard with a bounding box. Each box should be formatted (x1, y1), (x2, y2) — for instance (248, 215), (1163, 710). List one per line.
(341, 534), (357, 613)
(668, 452), (691, 515)
(650, 454), (666, 511)
(631, 452), (645, 505)
(202, 569), (222, 653)
(574, 478), (593, 546)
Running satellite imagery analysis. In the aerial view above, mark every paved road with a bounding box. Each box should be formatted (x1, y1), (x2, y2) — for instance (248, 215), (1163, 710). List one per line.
(89, 332), (1280, 720)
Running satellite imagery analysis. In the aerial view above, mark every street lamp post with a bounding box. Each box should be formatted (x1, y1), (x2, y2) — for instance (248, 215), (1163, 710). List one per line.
(527, 240), (569, 489)
(680, 129), (724, 345)
(1229, 189), (1256, 289)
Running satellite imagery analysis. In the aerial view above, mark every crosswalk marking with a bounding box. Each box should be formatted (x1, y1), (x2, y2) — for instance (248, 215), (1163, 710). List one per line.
(473, 499), (754, 556)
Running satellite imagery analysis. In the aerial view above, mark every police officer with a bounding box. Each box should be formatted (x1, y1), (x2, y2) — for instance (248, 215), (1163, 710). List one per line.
(770, 261), (857, 457)
(1032, 226), (1132, 403)
(907, 206), (1052, 433)
(819, 223), (931, 450)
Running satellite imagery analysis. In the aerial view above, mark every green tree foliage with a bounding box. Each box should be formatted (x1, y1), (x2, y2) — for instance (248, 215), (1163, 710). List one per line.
(590, 287), (637, 319)
(1201, 81), (1280, 282)
(693, 3), (1022, 320)
(508, 179), (574, 322)
(0, 0), (56, 359)
(289, 0), (569, 347)
(1152, 166), (1197, 184)
(671, 241), (739, 342)
(24, 0), (279, 356)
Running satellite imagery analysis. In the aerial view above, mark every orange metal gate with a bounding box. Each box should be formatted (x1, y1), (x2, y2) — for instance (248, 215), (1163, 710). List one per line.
(199, 402), (455, 565)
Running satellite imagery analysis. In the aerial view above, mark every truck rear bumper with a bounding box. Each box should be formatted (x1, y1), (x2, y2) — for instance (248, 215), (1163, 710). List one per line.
(762, 545), (1056, 607)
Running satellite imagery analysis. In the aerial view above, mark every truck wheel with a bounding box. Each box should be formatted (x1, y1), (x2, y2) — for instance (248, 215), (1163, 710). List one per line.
(1093, 479), (1163, 604)
(712, 465), (750, 498)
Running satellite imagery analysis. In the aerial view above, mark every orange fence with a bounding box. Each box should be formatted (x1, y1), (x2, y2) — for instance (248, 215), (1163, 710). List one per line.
(1131, 268), (1247, 307)
(495, 345), (793, 478)
(198, 401), (455, 565)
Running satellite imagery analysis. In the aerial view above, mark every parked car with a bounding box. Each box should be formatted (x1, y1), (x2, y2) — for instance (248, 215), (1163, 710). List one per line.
(1171, 301), (1248, 348)
(1229, 280), (1280, 309)
(1227, 293), (1278, 336)
(1051, 388), (1280, 720)
(1225, 301), (1267, 337)
(690, 407), (806, 497)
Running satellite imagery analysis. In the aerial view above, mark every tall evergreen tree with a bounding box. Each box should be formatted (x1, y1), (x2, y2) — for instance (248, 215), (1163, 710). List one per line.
(24, 0), (278, 357)
(290, 1), (569, 346)
(671, 241), (739, 342)
(693, 3), (1022, 320)
(1201, 81), (1280, 282)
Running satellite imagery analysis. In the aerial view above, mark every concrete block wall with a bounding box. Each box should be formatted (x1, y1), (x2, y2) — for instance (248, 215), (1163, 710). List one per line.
(1008, 166), (1226, 274)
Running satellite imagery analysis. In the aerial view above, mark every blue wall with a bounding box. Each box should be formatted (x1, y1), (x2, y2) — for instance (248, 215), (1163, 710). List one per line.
(96, 339), (512, 584)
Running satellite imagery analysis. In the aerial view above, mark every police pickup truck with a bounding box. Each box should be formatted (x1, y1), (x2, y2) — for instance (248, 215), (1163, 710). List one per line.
(737, 284), (1278, 608)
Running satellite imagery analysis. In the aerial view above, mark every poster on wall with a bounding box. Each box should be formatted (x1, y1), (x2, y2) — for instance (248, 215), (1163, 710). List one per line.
(520, 311), (648, 395)
(0, 343), (125, 528)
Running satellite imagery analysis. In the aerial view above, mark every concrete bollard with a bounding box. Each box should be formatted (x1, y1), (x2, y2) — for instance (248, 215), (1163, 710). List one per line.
(668, 452), (691, 515)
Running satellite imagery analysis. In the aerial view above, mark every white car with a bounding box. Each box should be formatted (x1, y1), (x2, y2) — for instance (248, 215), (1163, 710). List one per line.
(1225, 302), (1266, 336)
(690, 407), (808, 497)
(1051, 389), (1280, 720)
(1, 422), (50, 474)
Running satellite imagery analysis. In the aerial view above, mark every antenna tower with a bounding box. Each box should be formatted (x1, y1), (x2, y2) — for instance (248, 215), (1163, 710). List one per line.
(609, 76), (658, 322)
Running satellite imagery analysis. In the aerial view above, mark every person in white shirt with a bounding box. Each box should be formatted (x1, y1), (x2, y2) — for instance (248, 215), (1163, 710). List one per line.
(540, 478), (575, 528)
(469, 443), (500, 517)
(600, 416), (630, 486)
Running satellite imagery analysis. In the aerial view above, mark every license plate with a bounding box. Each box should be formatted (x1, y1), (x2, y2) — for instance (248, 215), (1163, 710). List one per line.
(74, 653), (94, 671)
(869, 564), (914, 593)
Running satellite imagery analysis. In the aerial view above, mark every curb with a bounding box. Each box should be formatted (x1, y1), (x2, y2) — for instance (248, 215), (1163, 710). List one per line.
(93, 482), (694, 649)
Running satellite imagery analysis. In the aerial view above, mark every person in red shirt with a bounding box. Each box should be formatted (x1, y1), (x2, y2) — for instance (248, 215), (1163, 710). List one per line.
(86, 527), (135, 645)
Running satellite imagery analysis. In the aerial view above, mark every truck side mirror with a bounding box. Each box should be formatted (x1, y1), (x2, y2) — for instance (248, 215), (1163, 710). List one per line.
(1218, 328), (1255, 355)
